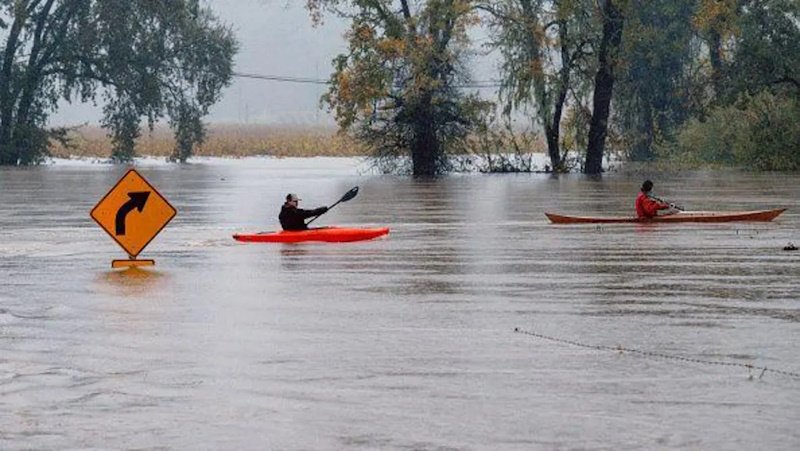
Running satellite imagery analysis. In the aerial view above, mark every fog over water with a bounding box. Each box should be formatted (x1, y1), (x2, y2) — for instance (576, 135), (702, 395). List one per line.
(1, 160), (798, 449)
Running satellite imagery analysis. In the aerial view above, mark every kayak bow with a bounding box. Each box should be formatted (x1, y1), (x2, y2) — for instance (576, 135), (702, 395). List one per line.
(545, 208), (786, 224)
(233, 226), (390, 243)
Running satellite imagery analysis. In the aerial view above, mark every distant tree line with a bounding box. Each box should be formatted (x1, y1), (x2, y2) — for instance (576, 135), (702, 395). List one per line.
(2, 1), (795, 172)
(0, 0), (236, 166)
(308, 0), (799, 175)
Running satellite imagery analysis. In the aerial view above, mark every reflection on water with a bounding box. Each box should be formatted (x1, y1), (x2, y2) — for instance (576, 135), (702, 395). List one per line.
(97, 267), (168, 297)
(0, 162), (798, 449)
(279, 246), (310, 271)
(279, 246), (310, 258)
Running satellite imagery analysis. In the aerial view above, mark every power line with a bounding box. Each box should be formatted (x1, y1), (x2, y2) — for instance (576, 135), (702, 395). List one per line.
(233, 71), (329, 85)
(232, 71), (502, 88)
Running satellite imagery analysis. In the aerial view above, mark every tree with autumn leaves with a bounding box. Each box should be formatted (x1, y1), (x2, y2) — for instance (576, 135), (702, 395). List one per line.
(308, 0), (490, 175)
(307, 0), (631, 175)
(310, 0), (800, 175)
(309, 0), (634, 175)
(481, 0), (597, 173)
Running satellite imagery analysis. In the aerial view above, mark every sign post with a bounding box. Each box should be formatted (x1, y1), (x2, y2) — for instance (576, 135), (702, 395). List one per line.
(90, 169), (177, 268)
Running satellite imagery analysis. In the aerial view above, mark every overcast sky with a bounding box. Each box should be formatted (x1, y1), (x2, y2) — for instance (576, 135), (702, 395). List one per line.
(49, 0), (496, 127)
(206, 0), (349, 125)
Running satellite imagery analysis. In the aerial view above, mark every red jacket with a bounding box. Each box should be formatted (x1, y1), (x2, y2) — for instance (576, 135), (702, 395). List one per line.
(635, 192), (669, 218)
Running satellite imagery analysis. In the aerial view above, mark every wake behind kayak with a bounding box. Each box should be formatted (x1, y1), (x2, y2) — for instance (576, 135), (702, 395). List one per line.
(233, 226), (390, 243)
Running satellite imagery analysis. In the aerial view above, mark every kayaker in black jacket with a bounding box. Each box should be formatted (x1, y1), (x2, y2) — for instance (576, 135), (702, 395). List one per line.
(279, 193), (328, 231)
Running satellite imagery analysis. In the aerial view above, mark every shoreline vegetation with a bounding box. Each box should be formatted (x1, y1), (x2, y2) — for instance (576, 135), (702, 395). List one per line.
(46, 122), (797, 174)
(49, 124), (558, 169)
(50, 124), (371, 159)
(48, 124), (570, 174)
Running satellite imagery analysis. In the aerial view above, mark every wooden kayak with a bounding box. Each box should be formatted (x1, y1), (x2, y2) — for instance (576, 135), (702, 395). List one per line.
(545, 208), (786, 224)
(233, 226), (390, 243)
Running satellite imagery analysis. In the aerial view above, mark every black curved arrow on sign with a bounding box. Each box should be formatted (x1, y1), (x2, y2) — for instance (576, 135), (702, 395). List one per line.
(115, 191), (150, 235)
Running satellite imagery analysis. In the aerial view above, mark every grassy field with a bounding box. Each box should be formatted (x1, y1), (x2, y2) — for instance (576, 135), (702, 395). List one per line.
(50, 124), (368, 158)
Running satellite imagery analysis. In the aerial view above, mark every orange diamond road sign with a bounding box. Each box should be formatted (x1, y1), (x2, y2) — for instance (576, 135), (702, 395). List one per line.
(90, 169), (176, 259)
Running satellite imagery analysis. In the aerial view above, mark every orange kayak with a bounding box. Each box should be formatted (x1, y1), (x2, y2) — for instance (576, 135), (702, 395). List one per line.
(233, 226), (390, 243)
(545, 208), (786, 224)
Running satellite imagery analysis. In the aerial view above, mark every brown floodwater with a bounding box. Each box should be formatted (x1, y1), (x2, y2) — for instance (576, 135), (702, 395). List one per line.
(1, 158), (798, 449)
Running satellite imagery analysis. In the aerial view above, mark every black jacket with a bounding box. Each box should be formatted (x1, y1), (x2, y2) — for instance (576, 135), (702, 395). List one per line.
(279, 204), (328, 230)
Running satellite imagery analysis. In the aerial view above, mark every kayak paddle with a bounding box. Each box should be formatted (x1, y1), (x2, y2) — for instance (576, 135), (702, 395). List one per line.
(306, 186), (359, 225)
(649, 194), (684, 211)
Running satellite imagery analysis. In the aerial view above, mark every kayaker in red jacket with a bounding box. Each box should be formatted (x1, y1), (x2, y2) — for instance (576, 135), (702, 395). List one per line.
(279, 193), (328, 231)
(635, 180), (671, 219)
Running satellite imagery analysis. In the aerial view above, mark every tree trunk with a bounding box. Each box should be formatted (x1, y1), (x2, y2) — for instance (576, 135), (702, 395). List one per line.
(584, 0), (624, 175)
(13, 76), (42, 165)
(708, 29), (723, 97)
(548, 22), (571, 172)
(6, 0), (74, 164)
(549, 83), (569, 171)
(544, 124), (560, 172)
(0, 6), (27, 165)
(411, 98), (439, 176)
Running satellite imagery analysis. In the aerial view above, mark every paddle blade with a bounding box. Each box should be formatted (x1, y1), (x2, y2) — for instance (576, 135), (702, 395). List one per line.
(339, 186), (359, 203)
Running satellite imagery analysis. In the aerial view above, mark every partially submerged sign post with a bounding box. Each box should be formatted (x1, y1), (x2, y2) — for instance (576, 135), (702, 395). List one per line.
(91, 169), (177, 268)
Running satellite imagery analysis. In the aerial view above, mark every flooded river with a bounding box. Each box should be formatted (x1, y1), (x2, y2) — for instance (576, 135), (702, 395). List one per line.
(1, 158), (799, 449)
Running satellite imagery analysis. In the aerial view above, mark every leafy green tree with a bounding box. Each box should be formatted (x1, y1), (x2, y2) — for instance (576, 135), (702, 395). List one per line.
(727, 0), (799, 97)
(614, 0), (696, 161)
(664, 0), (800, 171)
(482, 0), (596, 173)
(692, 0), (741, 97)
(0, 0), (236, 165)
(667, 91), (800, 170)
(485, 0), (629, 174)
(307, 0), (490, 176)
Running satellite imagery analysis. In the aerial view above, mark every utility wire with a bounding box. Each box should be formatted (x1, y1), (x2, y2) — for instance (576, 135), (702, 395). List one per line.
(232, 71), (502, 88)
(233, 71), (329, 85)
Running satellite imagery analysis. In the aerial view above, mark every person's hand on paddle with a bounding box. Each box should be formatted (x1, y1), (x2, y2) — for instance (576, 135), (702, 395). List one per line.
(306, 187), (359, 225)
(651, 195), (684, 211)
